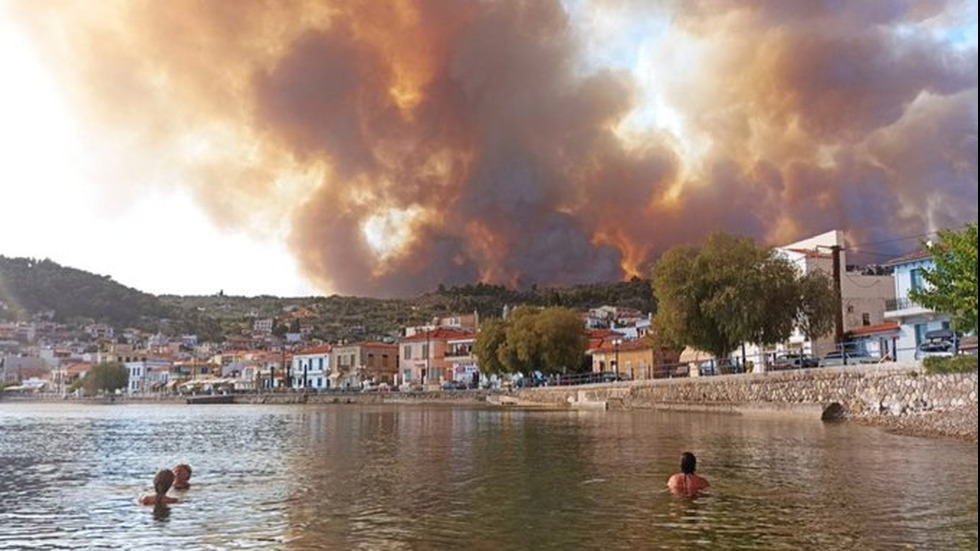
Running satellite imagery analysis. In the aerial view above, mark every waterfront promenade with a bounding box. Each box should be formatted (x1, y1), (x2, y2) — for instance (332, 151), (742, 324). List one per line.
(5, 362), (976, 440)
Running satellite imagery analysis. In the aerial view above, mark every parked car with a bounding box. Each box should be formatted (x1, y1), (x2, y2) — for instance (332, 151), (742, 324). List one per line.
(915, 340), (956, 360)
(819, 351), (875, 367)
(441, 380), (468, 391)
(915, 329), (957, 360)
(772, 353), (818, 370)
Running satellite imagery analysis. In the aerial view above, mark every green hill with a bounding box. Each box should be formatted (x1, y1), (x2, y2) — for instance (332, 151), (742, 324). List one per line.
(2, 255), (655, 342)
(0, 256), (174, 328)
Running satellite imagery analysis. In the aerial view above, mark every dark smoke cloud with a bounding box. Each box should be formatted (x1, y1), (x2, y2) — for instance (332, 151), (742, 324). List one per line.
(11, 0), (978, 296)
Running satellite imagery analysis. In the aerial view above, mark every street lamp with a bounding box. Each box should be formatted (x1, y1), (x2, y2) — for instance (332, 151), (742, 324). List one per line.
(612, 338), (622, 376)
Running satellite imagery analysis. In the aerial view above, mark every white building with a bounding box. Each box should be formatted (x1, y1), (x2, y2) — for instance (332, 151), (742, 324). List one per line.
(736, 230), (895, 369)
(291, 345), (332, 390)
(882, 251), (952, 362)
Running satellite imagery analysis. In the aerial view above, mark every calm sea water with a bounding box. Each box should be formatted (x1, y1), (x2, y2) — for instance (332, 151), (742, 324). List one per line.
(0, 401), (976, 550)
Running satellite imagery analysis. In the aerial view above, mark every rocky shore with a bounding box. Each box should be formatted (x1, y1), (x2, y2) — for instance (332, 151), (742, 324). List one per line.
(850, 402), (979, 442)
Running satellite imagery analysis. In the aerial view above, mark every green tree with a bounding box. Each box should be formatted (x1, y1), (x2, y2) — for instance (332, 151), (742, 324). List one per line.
(532, 307), (588, 373)
(910, 223), (979, 333)
(474, 318), (508, 375)
(502, 307), (542, 374)
(652, 232), (837, 360)
(795, 271), (838, 340)
(474, 307), (588, 375)
(83, 362), (129, 395)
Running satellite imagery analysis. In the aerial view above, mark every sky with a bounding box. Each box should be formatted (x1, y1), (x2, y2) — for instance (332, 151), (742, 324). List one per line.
(0, 0), (977, 298)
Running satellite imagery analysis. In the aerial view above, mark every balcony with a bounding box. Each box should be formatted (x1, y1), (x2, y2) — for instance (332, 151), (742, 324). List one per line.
(883, 297), (931, 320)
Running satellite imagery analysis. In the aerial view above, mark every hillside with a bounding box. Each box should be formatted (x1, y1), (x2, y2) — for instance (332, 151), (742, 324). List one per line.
(0, 256), (174, 328)
(2, 255), (655, 342)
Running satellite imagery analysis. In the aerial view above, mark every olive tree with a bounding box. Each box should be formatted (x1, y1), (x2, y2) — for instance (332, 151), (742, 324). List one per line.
(652, 232), (837, 360)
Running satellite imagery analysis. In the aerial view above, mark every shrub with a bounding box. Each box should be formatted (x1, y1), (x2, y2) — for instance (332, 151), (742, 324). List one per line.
(923, 355), (979, 375)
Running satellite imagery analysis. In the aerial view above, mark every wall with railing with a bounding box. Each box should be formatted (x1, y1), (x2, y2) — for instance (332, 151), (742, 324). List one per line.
(514, 362), (977, 418)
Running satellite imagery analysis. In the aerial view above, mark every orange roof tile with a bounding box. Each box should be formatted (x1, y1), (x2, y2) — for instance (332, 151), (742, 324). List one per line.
(847, 321), (900, 337)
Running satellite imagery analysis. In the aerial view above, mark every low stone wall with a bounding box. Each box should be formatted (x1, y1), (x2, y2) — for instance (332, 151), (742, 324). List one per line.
(236, 390), (491, 406)
(513, 362), (978, 419)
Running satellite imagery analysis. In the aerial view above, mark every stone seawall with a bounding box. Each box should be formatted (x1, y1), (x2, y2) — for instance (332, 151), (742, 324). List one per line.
(513, 362), (978, 420)
(235, 390), (491, 406)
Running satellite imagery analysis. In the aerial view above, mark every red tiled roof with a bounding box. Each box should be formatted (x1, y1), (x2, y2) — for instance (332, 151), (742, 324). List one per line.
(593, 338), (654, 354)
(401, 327), (474, 342)
(883, 249), (931, 267)
(294, 345), (333, 356)
(847, 321), (900, 337)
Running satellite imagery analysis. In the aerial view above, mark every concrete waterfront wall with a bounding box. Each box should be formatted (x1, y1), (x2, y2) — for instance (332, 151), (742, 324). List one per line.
(512, 362), (978, 418)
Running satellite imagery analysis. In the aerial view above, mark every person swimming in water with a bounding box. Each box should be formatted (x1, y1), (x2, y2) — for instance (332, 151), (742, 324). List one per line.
(667, 452), (710, 495)
(173, 463), (192, 490)
(139, 469), (179, 506)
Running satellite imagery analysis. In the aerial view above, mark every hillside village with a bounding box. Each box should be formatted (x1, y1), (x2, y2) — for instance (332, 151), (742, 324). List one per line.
(1, 231), (968, 396)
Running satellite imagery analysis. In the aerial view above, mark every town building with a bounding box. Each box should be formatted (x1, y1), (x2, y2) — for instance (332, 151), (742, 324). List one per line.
(332, 342), (399, 388)
(291, 345), (331, 390)
(882, 250), (952, 362)
(398, 328), (474, 389)
(736, 230), (895, 369)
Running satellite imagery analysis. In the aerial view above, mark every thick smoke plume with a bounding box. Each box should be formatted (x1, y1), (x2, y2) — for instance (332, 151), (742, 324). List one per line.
(12, 0), (978, 296)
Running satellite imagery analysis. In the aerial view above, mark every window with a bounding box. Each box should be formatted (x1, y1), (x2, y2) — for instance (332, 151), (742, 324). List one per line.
(910, 268), (924, 291)
(367, 353), (375, 368)
(422, 344), (429, 359)
(404, 346), (412, 360)
(862, 313), (871, 326)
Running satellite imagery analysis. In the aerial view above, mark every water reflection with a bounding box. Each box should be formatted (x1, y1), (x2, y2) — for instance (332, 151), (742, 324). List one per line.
(0, 402), (976, 550)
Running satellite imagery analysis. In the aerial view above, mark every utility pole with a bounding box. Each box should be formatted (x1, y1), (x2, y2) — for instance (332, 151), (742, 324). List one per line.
(831, 244), (845, 352)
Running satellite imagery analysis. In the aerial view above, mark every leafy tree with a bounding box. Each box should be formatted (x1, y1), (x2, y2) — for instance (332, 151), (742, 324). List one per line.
(475, 307), (588, 375)
(652, 232), (837, 360)
(533, 308), (589, 373)
(910, 223), (979, 333)
(474, 318), (508, 375)
(83, 362), (129, 395)
(795, 271), (839, 340)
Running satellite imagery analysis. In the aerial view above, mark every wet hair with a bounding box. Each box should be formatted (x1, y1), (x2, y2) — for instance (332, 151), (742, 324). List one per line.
(174, 463), (192, 478)
(153, 469), (175, 496)
(680, 452), (697, 475)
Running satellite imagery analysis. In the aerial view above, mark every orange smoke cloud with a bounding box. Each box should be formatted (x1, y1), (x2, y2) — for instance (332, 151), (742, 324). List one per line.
(10, 0), (978, 296)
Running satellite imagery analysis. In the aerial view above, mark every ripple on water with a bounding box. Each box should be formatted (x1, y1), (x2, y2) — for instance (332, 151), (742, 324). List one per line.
(0, 402), (976, 550)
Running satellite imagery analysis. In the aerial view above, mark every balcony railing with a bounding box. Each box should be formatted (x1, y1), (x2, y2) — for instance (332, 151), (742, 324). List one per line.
(885, 297), (923, 311)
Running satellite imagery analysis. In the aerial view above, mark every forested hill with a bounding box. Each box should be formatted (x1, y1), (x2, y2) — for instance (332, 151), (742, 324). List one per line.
(0, 256), (176, 328)
(1, 255), (655, 341)
(163, 279), (656, 342)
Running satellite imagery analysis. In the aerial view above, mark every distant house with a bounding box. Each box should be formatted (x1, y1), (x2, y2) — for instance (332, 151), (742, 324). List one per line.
(1, 355), (47, 384)
(883, 251), (952, 362)
(291, 345), (332, 390)
(399, 328), (474, 388)
(591, 336), (682, 380)
(332, 342), (399, 388)
(253, 318), (274, 334)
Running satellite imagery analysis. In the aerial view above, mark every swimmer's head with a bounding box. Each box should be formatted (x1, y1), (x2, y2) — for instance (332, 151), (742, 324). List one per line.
(680, 452), (697, 475)
(153, 469), (175, 495)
